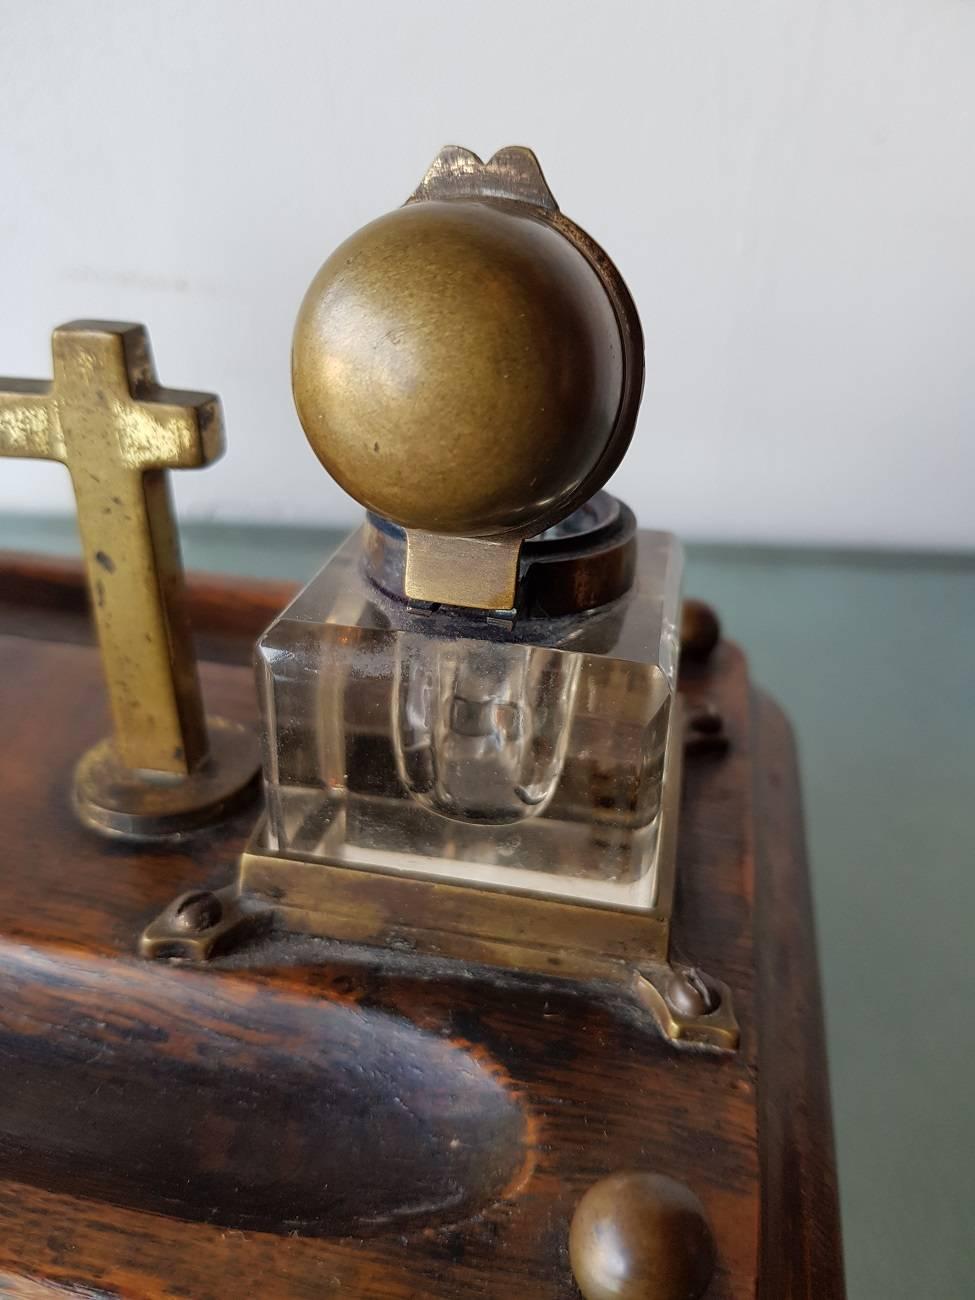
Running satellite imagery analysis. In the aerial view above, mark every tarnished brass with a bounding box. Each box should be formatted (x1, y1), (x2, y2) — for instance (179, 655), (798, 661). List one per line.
(364, 492), (639, 619)
(74, 717), (260, 841)
(0, 323), (216, 773)
(292, 146), (644, 610)
(0, 321), (259, 836)
(143, 702), (739, 1052)
(140, 885), (254, 961)
(408, 142), (560, 208)
(403, 531), (522, 612)
(569, 1171), (716, 1300)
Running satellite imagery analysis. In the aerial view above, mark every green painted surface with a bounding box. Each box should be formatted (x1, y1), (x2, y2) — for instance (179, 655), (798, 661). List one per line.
(2, 513), (973, 1300)
(687, 545), (974, 1300)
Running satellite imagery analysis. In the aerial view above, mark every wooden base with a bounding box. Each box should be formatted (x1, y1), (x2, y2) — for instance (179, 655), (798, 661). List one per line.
(0, 557), (844, 1299)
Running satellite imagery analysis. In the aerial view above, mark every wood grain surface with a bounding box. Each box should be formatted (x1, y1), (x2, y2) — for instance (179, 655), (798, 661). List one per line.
(0, 556), (844, 1299)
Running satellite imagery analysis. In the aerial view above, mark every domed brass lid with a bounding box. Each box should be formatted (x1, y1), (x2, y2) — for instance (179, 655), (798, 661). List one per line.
(292, 145), (644, 610)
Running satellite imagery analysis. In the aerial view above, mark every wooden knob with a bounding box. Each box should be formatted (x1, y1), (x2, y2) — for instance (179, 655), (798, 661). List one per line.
(569, 1171), (716, 1300)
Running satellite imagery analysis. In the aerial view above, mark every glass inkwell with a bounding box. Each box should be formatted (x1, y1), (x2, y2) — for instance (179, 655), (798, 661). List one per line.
(237, 147), (735, 1048)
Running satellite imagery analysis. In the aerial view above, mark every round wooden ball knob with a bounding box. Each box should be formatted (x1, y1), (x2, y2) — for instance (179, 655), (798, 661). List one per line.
(569, 1171), (716, 1300)
(292, 199), (627, 539)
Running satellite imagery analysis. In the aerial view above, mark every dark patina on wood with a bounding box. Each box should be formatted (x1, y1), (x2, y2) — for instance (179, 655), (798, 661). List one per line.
(0, 556), (844, 1299)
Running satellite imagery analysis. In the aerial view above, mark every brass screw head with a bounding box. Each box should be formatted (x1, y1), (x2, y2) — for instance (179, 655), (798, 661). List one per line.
(172, 890), (223, 933)
(292, 197), (628, 539)
(569, 1170), (716, 1300)
(665, 967), (717, 1019)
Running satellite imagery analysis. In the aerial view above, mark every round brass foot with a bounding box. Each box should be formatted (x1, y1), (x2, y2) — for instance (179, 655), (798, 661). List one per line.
(569, 1171), (716, 1300)
(73, 717), (261, 841)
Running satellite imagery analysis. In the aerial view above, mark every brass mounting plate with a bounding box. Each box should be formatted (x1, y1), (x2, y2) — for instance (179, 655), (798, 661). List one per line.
(141, 704), (738, 1053)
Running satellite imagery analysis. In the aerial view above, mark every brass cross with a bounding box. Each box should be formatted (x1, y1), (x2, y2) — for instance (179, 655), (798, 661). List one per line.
(0, 321), (222, 774)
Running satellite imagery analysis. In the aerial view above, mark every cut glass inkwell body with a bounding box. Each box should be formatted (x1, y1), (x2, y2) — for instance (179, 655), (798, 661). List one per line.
(257, 502), (683, 913)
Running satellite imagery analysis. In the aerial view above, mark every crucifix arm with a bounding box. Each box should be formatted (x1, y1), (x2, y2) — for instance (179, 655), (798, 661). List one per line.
(0, 382), (61, 461)
(121, 386), (224, 470)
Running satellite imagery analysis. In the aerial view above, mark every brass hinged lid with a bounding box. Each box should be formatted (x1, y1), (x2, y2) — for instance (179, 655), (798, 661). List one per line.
(291, 145), (644, 611)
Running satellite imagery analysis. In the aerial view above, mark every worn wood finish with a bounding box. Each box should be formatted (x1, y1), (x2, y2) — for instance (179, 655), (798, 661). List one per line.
(753, 692), (846, 1298)
(0, 555), (844, 1299)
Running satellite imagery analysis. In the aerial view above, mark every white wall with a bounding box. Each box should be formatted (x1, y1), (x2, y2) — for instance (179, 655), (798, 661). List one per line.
(1, 0), (972, 549)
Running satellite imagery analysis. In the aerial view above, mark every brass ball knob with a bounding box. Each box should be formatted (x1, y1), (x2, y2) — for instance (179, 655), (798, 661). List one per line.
(569, 1171), (716, 1300)
(292, 198), (630, 538)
